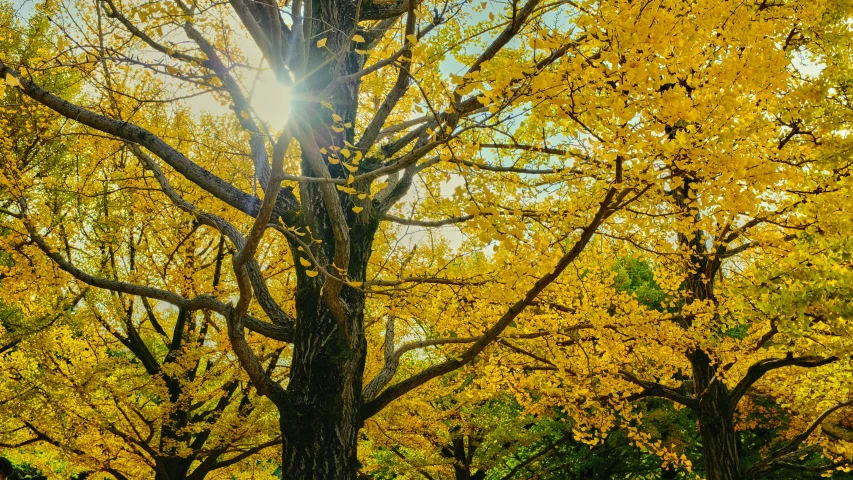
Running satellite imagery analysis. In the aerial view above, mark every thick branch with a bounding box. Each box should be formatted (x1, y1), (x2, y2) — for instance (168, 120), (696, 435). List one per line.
(357, 1), (417, 151)
(621, 370), (698, 408)
(361, 0), (413, 20)
(381, 213), (476, 227)
(362, 182), (626, 418)
(363, 336), (480, 401)
(729, 353), (838, 408)
(0, 62), (298, 219)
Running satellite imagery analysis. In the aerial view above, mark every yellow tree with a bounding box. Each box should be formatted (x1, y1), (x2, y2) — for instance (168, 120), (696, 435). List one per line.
(0, 0), (631, 476)
(449, 1), (853, 478)
(0, 6), (282, 479)
(0, 0), (850, 479)
(0, 291), (283, 480)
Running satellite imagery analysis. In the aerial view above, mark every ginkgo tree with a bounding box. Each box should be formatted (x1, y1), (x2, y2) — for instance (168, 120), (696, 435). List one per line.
(1, 0), (852, 479)
(0, 8), (284, 479)
(0, 0), (633, 477)
(449, 0), (853, 479)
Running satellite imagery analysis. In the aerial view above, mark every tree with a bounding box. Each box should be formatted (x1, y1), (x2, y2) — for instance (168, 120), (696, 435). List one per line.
(0, 6), (281, 479)
(465, 0), (853, 474)
(0, 0), (630, 476)
(0, 292), (283, 480)
(0, 0), (850, 479)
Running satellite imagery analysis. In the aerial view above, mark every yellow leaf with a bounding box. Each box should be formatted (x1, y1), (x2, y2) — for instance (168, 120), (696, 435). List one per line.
(165, 65), (180, 75)
(352, 206), (363, 213)
(239, 110), (250, 120)
(348, 280), (363, 287)
(343, 163), (358, 172)
(340, 148), (351, 158)
(4, 73), (21, 88)
(320, 101), (333, 109)
(357, 193), (367, 200)
(336, 185), (357, 194)
(299, 257), (311, 267)
(328, 157), (340, 164)
(406, 34), (418, 44)
(305, 270), (319, 277)
(317, 38), (327, 48)
(332, 113), (343, 122)
(332, 126), (345, 133)
(347, 174), (355, 185)
(353, 151), (363, 162)
(320, 147), (328, 154)
(352, 34), (365, 43)
(354, 49), (368, 55)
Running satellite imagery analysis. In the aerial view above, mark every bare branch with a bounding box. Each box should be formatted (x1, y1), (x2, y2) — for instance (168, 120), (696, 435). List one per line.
(356, 0), (417, 152)
(228, 128), (291, 399)
(0, 62), (299, 219)
(363, 336), (480, 401)
(381, 213), (476, 227)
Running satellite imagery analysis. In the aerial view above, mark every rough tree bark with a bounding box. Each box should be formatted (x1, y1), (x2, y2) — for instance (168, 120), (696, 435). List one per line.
(690, 349), (741, 480)
(681, 176), (742, 480)
(273, 0), (374, 474)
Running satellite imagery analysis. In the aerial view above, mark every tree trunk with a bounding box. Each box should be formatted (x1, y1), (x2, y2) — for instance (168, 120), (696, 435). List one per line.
(697, 410), (740, 480)
(277, 2), (377, 476)
(280, 289), (367, 479)
(155, 457), (192, 480)
(690, 350), (741, 480)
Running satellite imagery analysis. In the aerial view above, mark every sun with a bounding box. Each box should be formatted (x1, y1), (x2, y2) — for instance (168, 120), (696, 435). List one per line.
(249, 72), (292, 128)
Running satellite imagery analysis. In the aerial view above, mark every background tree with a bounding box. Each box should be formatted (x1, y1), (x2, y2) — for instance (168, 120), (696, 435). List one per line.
(403, 0), (853, 479)
(0, 6), (281, 478)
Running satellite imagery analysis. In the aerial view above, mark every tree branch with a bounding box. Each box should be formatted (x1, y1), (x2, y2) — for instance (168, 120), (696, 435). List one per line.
(621, 370), (698, 408)
(729, 353), (838, 408)
(743, 399), (853, 479)
(0, 62), (298, 219)
(362, 180), (628, 418)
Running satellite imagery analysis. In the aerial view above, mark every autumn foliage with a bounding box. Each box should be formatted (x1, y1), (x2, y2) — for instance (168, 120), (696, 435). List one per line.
(1, 0), (853, 478)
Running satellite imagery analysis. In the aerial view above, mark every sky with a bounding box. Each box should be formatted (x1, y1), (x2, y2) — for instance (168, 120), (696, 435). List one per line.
(9, 0), (826, 253)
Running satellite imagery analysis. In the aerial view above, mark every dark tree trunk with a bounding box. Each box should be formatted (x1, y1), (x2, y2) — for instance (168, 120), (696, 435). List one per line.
(277, 140), (378, 478)
(279, 291), (367, 478)
(690, 349), (740, 480)
(155, 458), (192, 480)
(276, 0), (377, 474)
